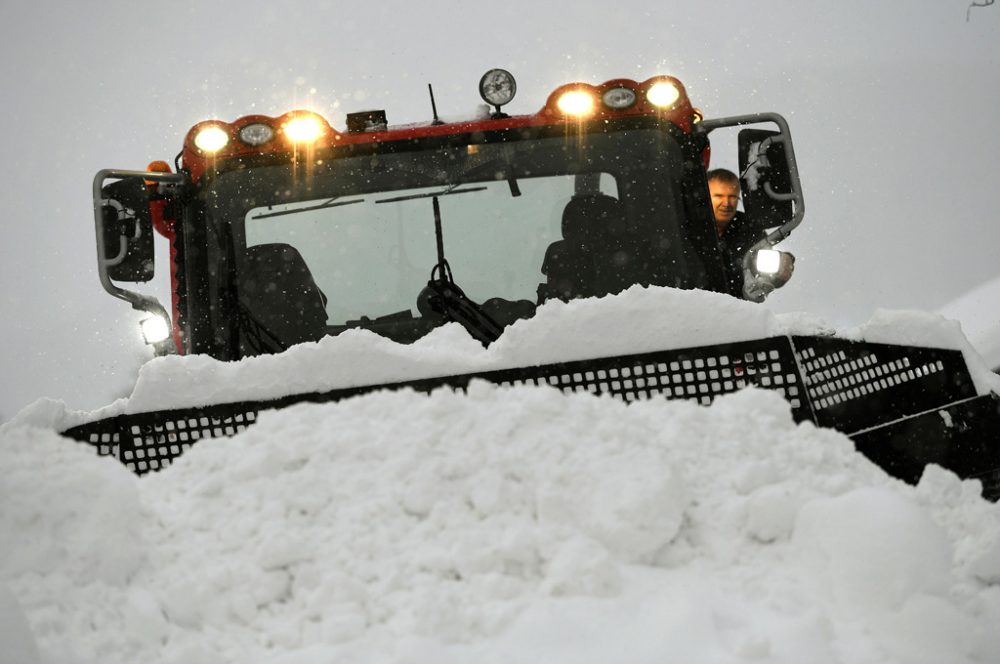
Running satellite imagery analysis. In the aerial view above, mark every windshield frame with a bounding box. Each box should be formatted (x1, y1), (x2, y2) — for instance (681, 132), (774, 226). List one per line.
(182, 116), (727, 358)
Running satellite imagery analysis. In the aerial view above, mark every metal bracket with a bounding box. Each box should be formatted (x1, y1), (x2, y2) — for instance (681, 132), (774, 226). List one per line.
(93, 168), (187, 333)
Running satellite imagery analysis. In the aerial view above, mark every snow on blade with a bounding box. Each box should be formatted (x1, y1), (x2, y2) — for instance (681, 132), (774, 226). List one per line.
(938, 274), (1000, 372)
(9, 285), (791, 423)
(119, 285), (783, 414)
(840, 308), (1000, 394)
(9, 285), (998, 429)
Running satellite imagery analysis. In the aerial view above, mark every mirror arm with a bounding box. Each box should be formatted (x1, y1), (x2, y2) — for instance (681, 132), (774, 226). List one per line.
(93, 168), (187, 317)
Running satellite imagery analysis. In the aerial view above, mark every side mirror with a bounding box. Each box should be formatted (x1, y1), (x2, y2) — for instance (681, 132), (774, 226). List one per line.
(737, 128), (794, 228)
(99, 176), (154, 282)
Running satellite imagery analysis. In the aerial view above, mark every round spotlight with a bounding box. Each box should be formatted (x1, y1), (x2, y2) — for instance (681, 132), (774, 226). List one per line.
(479, 69), (517, 107)
(647, 81), (681, 108)
(239, 123), (275, 146)
(193, 125), (230, 153)
(556, 90), (596, 117)
(284, 115), (324, 143)
(602, 87), (637, 110)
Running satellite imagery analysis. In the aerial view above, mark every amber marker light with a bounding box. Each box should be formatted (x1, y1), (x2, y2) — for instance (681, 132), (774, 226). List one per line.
(193, 125), (230, 153)
(283, 114), (325, 143)
(144, 160), (172, 186)
(556, 90), (596, 117)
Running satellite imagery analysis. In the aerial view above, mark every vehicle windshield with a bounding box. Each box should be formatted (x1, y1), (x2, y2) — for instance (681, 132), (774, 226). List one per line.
(204, 128), (721, 352)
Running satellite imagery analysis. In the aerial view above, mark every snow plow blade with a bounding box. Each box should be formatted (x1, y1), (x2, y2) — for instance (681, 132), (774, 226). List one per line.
(62, 334), (1000, 500)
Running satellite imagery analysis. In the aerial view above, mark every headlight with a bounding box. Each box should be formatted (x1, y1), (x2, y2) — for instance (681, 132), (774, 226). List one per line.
(193, 125), (229, 153)
(602, 87), (637, 109)
(283, 115), (324, 143)
(744, 249), (794, 302)
(479, 68), (517, 107)
(140, 315), (171, 345)
(647, 81), (680, 108)
(239, 123), (275, 146)
(755, 249), (783, 275)
(556, 90), (596, 117)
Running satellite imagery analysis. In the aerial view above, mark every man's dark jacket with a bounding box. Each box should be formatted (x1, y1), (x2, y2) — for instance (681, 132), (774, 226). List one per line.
(718, 211), (765, 298)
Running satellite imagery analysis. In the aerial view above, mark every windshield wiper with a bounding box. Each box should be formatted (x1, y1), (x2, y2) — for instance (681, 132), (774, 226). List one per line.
(251, 197), (365, 220)
(375, 184), (487, 204)
(415, 195), (503, 347)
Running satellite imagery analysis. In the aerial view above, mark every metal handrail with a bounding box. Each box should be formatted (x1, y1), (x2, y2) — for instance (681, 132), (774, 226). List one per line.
(93, 169), (186, 322)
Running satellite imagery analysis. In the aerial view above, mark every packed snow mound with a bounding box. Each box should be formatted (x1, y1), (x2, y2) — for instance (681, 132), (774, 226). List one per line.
(3, 384), (1000, 663)
(120, 285), (784, 414)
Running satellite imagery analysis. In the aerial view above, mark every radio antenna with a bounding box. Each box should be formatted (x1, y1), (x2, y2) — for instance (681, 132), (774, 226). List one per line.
(428, 84), (444, 125)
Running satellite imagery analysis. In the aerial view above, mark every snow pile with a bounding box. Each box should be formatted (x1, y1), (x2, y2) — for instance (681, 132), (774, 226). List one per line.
(3, 383), (1000, 663)
(11, 284), (998, 433)
(3, 284), (1000, 662)
(41, 286), (787, 422)
(0, 426), (145, 664)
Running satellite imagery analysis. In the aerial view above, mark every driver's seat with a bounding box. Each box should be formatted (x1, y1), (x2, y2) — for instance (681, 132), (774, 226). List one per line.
(238, 243), (328, 354)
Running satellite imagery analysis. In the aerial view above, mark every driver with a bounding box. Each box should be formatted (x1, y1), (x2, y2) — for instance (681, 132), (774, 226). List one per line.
(708, 168), (794, 296)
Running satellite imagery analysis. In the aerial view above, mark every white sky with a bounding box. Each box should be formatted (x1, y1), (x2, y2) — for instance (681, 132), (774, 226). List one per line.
(0, 0), (998, 418)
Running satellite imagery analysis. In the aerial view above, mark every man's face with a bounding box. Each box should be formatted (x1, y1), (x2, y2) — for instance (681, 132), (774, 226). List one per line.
(708, 179), (740, 227)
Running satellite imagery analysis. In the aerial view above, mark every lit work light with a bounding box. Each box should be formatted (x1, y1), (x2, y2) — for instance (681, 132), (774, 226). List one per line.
(556, 90), (596, 117)
(283, 114), (324, 143)
(193, 125), (230, 153)
(744, 248), (794, 302)
(646, 81), (681, 108)
(140, 315), (171, 345)
(755, 249), (783, 275)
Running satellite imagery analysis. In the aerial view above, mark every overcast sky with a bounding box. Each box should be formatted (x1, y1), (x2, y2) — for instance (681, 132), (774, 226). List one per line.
(0, 0), (997, 418)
